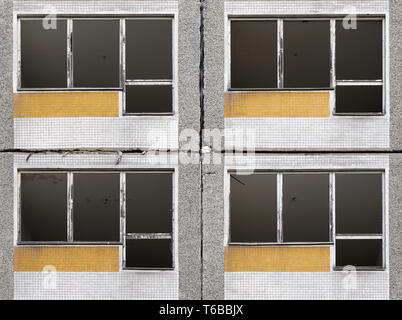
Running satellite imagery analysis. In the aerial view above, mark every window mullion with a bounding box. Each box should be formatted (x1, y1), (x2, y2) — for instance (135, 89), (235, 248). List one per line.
(67, 19), (73, 88)
(277, 19), (284, 89)
(330, 19), (336, 89)
(277, 173), (283, 243)
(67, 172), (74, 243)
(121, 172), (127, 268)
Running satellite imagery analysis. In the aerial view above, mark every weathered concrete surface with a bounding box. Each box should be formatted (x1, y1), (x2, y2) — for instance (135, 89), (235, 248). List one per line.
(390, 154), (402, 300)
(178, 0), (202, 300)
(390, 0), (402, 151)
(0, 0), (13, 300)
(202, 0), (225, 300)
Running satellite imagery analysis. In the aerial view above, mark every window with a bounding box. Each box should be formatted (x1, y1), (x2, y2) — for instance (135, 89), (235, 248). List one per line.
(335, 20), (384, 114)
(283, 21), (330, 88)
(231, 21), (277, 89)
(73, 20), (120, 88)
(229, 171), (384, 270)
(20, 19), (67, 88)
(335, 173), (383, 269)
(19, 171), (174, 270)
(229, 172), (330, 244)
(230, 19), (331, 89)
(125, 19), (173, 114)
(230, 174), (277, 243)
(124, 173), (173, 269)
(229, 17), (385, 114)
(73, 173), (120, 242)
(282, 174), (330, 242)
(18, 17), (174, 115)
(20, 173), (67, 242)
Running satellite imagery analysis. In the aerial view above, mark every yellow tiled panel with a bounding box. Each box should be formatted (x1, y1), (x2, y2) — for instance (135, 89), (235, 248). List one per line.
(224, 91), (330, 118)
(14, 246), (120, 272)
(224, 246), (330, 272)
(13, 92), (119, 118)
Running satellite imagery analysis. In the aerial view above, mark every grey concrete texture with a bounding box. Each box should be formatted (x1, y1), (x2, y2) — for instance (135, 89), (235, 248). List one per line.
(0, 0), (13, 150)
(178, 0), (202, 300)
(0, 0), (13, 300)
(390, 154), (402, 300)
(390, 0), (402, 150)
(201, 0), (225, 300)
(0, 154), (13, 300)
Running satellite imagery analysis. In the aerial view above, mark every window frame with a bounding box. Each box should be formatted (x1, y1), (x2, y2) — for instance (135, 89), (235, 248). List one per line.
(17, 15), (176, 116)
(226, 16), (386, 116)
(227, 170), (385, 271)
(17, 170), (175, 271)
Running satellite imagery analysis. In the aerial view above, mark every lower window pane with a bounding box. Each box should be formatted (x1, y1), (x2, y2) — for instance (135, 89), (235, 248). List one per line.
(73, 173), (120, 242)
(125, 239), (172, 269)
(20, 173), (67, 242)
(336, 239), (383, 268)
(125, 85), (172, 114)
(336, 86), (383, 113)
(283, 174), (330, 242)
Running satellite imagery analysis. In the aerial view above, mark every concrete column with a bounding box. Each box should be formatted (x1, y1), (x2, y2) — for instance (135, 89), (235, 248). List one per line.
(178, 0), (202, 300)
(0, 0), (14, 300)
(201, 0), (225, 300)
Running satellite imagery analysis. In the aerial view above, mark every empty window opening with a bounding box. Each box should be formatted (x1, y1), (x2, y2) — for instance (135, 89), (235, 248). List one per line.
(228, 171), (385, 270)
(20, 173), (67, 242)
(229, 174), (277, 243)
(125, 239), (172, 269)
(124, 19), (173, 114)
(73, 20), (120, 88)
(125, 85), (172, 114)
(282, 173), (330, 242)
(283, 20), (330, 88)
(124, 172), (173, 269)
(20, 19), (67, 88)
(230, 20), (277, 89)
(73, 173), (120, 242)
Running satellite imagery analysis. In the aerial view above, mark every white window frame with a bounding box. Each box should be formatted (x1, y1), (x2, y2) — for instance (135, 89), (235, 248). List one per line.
(16, 15), (176, 116)
(226, 170), (386, 271)
(225, 16), (386, 116)
(17, 170), (176, 271)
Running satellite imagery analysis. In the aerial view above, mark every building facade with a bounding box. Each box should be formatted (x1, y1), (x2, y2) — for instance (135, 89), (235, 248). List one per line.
(0, 0), (401, 300)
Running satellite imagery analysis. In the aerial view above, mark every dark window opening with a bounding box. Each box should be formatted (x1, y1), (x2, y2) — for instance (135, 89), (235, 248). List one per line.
(283, 20), (331, 88)
(125, 85), (172, 114)
(282, 173), (330, 242)
(73, 20), (120, 87)
(336, 173), (382, 234)
(126, 173), (173, 233)
(125, 239), (173, 269)
(20, 173), (67, 242)
(335, 86), (383, 113)
(21, 19), (67, 88)
(229, 174), (277, 243)
(230, 21), (278, 89)
(336, 239), (383, 268)
(126, 20), (172, 80)
(73, 173), (120, 242)
(336, 20), (383, 80)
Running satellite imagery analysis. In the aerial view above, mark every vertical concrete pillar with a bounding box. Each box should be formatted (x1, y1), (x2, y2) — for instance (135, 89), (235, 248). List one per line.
(0, 0), (14, 300)
(178, 0), (202, 300)
(389, 0), (402, 301)
(202, 0), (225, 300)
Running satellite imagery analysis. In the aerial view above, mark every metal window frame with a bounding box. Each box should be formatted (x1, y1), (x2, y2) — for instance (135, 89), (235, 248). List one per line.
(17, 170), (175, 271)
(333, 171), (386, 271)
(123, 17), (175, 116)
(333, 18), (386, 116)
(16, 15), (176, 116)
(227, 170), (385, 271)
(226, 16), (386, 116)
